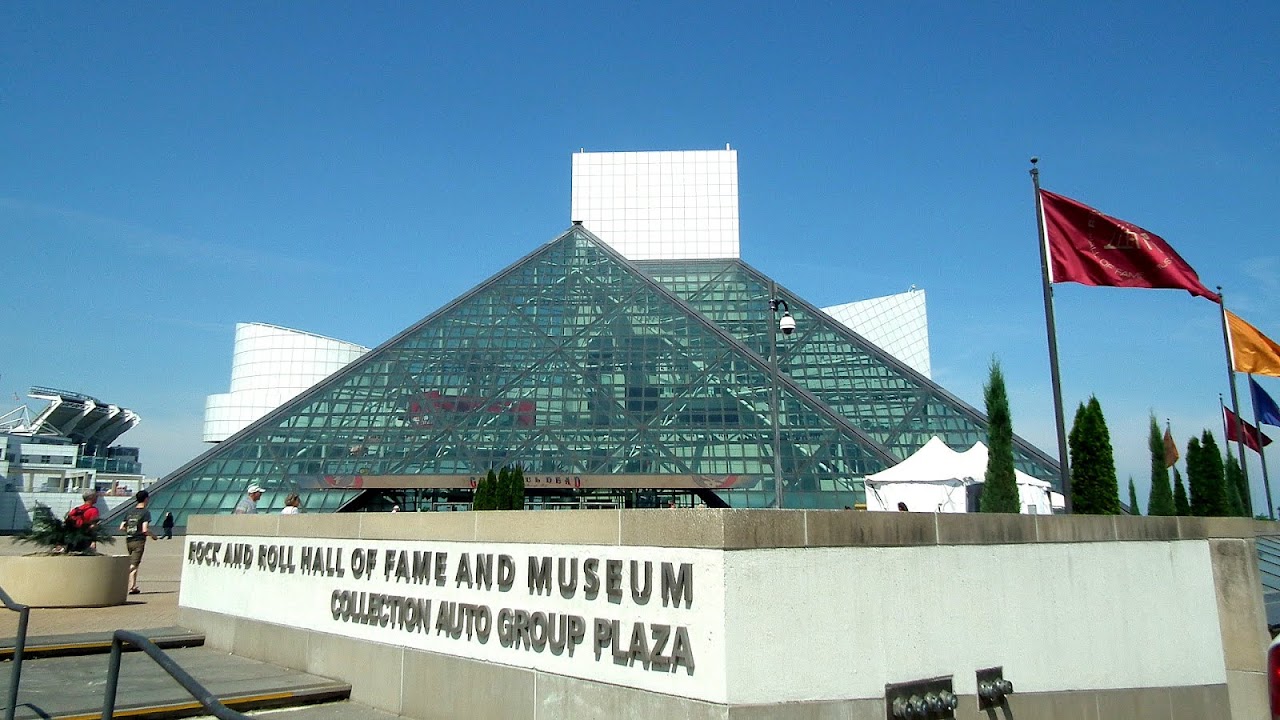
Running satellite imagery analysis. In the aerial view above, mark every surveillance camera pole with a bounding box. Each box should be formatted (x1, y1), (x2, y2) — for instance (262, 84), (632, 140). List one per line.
(768, 282), (790, 509)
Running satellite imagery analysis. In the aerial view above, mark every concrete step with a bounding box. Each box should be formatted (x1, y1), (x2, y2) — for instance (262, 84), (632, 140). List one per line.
(0, 646), (349, 719)
(0, 626), (204, 660)
(197, 700), (403, 719)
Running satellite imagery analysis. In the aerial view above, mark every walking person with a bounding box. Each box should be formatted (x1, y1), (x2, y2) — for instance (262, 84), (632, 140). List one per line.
(120, 490), (157, 595)
(161, 512), (175, 539)
(234, 483), (264, 514)
(281, 493), (302, 515)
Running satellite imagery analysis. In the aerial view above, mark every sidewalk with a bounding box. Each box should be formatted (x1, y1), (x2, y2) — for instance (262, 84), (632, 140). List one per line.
(0, 537), (406, 720)
(0, 535), (185, 637)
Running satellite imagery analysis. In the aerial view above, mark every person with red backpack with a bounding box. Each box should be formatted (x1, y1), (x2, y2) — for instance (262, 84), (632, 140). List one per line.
(64, 489), (101, 553)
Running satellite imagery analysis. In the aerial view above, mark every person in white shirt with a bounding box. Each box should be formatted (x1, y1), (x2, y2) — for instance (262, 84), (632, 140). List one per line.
(281, 492), (301, 515)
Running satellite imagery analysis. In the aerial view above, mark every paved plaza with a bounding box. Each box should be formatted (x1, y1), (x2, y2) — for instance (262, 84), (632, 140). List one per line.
(0, 534), (184, 638)
(0, 535), (405, 719)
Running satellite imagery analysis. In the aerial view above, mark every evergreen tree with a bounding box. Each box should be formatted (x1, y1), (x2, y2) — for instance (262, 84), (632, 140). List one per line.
(496, 467), (511, 510)
(1224, 455), (1249, 517)
(1068, 402), (1090, 507)
(490, 470), (505, 510)
(495, 466), (511, 510)
(1188, 432), (1230, 516)
(1089, 398), (1122, 514)
(1201, 431), (1230, 516)
(1185, 437), (1206, 515)
(1069, 397), (1122, 514)
(1173, 468), (1190, 515)
(474, 469), (498, 510)
(496, 466), (517, 504)
(1224, 469), (1245, 517)
(1147, 416), (1176, 516)
(980, 359), (1020, 513)
(1128, 477), (1141, 516)
(509, 466), (526, 510)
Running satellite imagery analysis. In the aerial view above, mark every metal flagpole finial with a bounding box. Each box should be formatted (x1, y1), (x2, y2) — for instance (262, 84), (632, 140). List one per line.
(1029, 157), (1039, 180)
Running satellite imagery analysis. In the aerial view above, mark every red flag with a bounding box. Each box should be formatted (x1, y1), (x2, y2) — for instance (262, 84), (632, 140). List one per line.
(1039, 190), (1220, 302)
(1223, 406), (1272, 453)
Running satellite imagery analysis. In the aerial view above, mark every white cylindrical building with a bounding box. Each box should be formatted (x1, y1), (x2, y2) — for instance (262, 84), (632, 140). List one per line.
(203, 323), (368, 442)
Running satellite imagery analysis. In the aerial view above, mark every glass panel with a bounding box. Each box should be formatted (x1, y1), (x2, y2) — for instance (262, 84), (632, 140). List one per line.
(637, 259), (1061, 486)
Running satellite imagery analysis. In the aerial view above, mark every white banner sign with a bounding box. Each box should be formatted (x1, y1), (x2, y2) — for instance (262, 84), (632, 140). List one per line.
(180, 535), (727, 701)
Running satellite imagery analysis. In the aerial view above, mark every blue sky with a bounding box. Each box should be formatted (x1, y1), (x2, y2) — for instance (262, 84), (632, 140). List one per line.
(4, 3), (1278, 512)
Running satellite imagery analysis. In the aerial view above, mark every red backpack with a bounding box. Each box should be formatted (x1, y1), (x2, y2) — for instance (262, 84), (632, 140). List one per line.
(66, 504), (89, 529)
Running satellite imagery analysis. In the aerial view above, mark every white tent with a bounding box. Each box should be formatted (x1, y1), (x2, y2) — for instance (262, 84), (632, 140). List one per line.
(864, 437), (1056, 514)
(958, 442), (1055, 515)
(863, 437), (970, 513)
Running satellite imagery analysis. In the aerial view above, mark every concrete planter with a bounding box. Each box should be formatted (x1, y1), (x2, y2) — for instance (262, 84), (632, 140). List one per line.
(0, 554), (131, 607)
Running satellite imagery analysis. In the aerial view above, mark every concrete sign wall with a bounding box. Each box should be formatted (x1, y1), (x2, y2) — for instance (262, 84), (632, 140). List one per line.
(722, 542), (1224, 704)
(178, 511), (1274, 719)
(181, 535), (728, 701)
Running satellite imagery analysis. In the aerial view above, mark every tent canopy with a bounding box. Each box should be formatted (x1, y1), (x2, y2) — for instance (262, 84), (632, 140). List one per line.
(864, 437), (968, 484)
(958, 442), (1051, 488)
(864, 436), (1055, 513)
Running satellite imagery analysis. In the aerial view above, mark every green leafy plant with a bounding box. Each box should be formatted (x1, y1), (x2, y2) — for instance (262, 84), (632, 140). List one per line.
(16, 504), (115, 555)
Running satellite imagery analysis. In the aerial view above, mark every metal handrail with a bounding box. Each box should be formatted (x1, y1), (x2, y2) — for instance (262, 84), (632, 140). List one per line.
(0, 587), (29, 720)
(102, 630), (249, 720)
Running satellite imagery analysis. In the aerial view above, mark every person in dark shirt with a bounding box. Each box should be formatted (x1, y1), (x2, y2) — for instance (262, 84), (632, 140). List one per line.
(120, 491), (156, 594)
(161, 512), (175, 539)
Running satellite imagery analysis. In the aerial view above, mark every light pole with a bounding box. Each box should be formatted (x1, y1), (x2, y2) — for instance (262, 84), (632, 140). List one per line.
(768, 281), (795, 509)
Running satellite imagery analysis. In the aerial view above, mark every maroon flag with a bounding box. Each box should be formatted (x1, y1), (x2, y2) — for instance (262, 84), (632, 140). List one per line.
(1039, 190), (1220, 302)
(1224, 406), (1272, 453)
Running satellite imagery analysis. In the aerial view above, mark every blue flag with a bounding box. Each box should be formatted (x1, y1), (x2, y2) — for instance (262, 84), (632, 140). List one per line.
(1251, 377), (1280, 428)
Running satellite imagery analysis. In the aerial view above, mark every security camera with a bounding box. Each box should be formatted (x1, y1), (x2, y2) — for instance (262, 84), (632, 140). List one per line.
(779, 312), (795, 335)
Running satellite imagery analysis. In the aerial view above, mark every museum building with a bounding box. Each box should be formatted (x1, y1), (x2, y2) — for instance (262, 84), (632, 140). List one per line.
(125, 149), (1059, 525)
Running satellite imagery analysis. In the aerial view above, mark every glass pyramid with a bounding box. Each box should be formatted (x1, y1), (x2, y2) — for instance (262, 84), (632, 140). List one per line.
(129, 227), (1058, 525)
(638, 259), (1059, 477)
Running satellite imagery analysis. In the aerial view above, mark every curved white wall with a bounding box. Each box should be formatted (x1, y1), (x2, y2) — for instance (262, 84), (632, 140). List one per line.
(203, 323), (368, 442)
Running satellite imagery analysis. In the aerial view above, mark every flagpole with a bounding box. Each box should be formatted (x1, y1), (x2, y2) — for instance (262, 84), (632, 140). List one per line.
(1250, 374), (1275, 519)
(1030, 158), (1072, 512)
(1220, 393), (1228, 439)
(1218, 286), (1253, 512)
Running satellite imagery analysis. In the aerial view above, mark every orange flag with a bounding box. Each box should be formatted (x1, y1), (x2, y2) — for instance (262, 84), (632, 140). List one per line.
(1227, 310), (1280, 378)
(1162, 426), (1179, 468)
